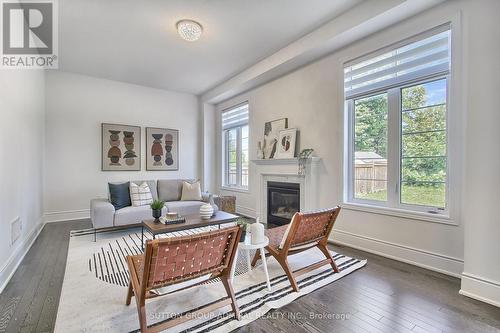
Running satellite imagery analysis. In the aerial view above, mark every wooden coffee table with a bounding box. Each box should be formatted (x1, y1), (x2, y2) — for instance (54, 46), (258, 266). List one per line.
(141, 211), (239, 250)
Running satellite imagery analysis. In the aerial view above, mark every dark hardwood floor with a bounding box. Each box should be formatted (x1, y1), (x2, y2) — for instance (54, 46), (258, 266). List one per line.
(1, 219), (499, 332)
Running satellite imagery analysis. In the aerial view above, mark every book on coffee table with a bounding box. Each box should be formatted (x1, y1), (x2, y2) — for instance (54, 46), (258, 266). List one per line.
(159, 216), (185, 225)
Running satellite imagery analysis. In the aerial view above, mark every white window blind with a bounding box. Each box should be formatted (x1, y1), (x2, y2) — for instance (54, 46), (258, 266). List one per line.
(222, 103), (249, 130)
(344, 26), (450, 100)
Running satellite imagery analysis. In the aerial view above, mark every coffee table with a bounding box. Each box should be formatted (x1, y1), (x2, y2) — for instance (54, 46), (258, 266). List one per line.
(141, 211), (239, 250)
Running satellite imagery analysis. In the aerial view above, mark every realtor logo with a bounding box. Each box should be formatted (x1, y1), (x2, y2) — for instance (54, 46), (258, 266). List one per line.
(1, 0), (58, 68)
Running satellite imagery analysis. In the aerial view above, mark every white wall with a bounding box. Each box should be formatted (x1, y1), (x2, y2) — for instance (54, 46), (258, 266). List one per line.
(460, 0), (500, 307)
(44, 71), (200, 222)
(211, 0), (500, 307)
(211, 1), (500, 281)
(0, 70), (46, 291)
(201, 102), (216, 193)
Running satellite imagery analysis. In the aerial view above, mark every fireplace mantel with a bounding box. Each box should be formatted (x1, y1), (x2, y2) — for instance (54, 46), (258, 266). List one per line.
(253, 157), (321, 224)
(251, 157), (321, 165)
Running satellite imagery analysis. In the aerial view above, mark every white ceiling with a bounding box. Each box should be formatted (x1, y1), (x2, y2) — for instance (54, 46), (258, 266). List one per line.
(58, 0), (362, 95)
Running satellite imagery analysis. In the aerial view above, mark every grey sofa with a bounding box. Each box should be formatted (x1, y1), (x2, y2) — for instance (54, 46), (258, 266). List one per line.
(90, 179), (214, 229)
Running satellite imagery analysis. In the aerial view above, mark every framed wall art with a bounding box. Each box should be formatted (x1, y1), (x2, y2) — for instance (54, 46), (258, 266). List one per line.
(101, 123), (141, 171)
(276, 128), (297, 159)
(146, 127), (179, 171)
(263, 118), (288, 159)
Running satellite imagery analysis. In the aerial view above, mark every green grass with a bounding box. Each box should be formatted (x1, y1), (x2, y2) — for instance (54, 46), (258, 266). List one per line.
(357, 185), (445, 208)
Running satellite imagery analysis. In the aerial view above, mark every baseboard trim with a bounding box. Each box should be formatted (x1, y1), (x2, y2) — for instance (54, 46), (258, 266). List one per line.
(460, 272), (500, 308)
(331, 229), (464, 278)
(44, 209), (90, 223)
(236, 205), (257, 219)
(0, 219), (45, 293)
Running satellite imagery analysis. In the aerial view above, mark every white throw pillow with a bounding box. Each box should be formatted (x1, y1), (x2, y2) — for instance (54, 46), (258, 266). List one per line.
(181, 181), (202, 201)
(130, 182), (153, 207)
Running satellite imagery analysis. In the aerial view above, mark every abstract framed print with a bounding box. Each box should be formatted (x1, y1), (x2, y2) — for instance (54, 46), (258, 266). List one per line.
(263, 118), (288, 159)
(276, 128), (297, 159)
(146, 127), (179, 171)
(101, 123), (141, 171)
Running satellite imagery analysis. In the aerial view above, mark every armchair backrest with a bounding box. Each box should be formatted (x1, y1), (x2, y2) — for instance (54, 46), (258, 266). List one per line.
(282, 207), (341, 251)
(141, 226), (241, 291)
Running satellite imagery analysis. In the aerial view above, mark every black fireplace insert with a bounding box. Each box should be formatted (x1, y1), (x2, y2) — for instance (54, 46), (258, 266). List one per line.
(267, 181), (300, 226)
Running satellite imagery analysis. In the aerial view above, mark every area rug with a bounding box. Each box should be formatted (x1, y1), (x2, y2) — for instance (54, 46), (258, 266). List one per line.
(54, 227), (366, 333)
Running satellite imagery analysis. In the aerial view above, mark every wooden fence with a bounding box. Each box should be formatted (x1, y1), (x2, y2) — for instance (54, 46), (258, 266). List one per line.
(355, 161), (387, 194)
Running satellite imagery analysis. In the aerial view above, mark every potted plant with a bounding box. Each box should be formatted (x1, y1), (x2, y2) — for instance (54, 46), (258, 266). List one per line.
(150, 199), (165, 223)
(237, 219), (250, 242)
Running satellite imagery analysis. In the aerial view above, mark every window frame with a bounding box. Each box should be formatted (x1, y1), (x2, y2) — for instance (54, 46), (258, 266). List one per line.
(342, 24), (461, 225)
(221, 103), (249, 191)
(347, 75), (450, 215)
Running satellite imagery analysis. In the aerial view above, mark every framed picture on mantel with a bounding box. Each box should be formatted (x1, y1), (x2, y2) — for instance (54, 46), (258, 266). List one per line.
(101, 123), (141, 171)
(276, 128), (297, 159)
(146, 127), (179, 171)
(263, 118), (288, 159)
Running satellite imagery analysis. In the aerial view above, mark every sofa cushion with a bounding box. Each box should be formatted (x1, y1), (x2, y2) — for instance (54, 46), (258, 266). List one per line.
(114, 205), (168, 227)
(108, 182), (131, 210)
(157, 179), (187, 202)
(181, 181), (202, 201)
(165, 201), (205, 216)
(130, 182), (153, 207)
(131, 180), (158, 200)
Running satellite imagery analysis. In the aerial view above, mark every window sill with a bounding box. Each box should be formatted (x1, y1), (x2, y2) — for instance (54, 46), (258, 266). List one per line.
(220, 186), (249, 194)
(341, 202), (458, 226)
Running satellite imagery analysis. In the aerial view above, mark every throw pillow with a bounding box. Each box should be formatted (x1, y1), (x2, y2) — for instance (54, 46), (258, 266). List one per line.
(109, 182), (131, 210)
(130, 182), (153, 207)
(180, 181), (202, 201)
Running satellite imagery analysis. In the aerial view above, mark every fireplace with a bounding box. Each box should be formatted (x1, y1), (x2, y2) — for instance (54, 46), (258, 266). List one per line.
(267, 181), (300, 226)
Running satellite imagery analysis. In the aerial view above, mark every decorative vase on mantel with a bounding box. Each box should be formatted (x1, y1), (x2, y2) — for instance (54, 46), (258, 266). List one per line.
(298, 148), (314, 175)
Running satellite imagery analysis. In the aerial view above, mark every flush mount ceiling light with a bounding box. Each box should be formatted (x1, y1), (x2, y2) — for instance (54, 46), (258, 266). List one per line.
(176, 20), (203, 42)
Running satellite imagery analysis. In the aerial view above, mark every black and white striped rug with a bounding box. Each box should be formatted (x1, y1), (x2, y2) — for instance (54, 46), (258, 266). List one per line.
(72, 224), (252, 288)
(56, 228), (366, 333)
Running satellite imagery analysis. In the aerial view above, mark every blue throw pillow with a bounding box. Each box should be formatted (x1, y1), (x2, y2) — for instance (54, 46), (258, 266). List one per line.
(109, 182), (131, 210)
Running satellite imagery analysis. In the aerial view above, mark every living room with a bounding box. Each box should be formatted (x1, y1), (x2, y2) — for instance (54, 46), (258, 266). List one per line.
(1, 0), (500, 332)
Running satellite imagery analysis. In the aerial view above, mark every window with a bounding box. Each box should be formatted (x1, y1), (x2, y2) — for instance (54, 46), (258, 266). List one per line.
(345, 26), (451, 216)
(222, 103), (249, 189)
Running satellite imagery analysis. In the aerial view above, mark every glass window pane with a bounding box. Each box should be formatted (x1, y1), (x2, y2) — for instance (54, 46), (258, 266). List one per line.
(402, 131), (446, 157)
(402, 79), (446, 111)
(401, 78), (447, 208)
(402, 157), (446, 183)
(354, 93), (388, 201)
(401, 182), (446, 208)
(402, 105), (446, 133)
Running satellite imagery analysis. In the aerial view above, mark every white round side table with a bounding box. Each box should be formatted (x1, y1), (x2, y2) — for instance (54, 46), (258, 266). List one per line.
(230, 236), (271, 291)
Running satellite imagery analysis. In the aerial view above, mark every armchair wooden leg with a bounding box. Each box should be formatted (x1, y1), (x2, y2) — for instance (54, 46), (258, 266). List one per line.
(126, 281), (134, 305)
(221, 277), (241, 320)
(251, 250), (260, 267)
(318, 243), (339, 273)
(278, 258), (299, 292)
(137, 304), (148, 333)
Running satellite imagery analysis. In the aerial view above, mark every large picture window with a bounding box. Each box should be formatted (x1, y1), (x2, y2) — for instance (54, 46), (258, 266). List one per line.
(345, 26), (451, 215)
(222, 103), (249, 189)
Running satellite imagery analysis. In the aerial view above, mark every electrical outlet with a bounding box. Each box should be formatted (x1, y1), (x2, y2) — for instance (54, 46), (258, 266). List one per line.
(11, 217), (22, 245)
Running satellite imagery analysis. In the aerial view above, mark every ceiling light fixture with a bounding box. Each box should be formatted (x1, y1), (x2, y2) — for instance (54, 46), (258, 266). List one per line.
(176, 20), (203, 42)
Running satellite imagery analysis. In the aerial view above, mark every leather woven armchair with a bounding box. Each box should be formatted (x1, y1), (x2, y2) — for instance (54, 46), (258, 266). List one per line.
(251, 207), (341, 292)
(126, 225), (242, 332)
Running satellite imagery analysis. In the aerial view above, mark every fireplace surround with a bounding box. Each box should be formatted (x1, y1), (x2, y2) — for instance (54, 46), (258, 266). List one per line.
(267, 181), (300, 226)
(253, 157), (321, 224)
